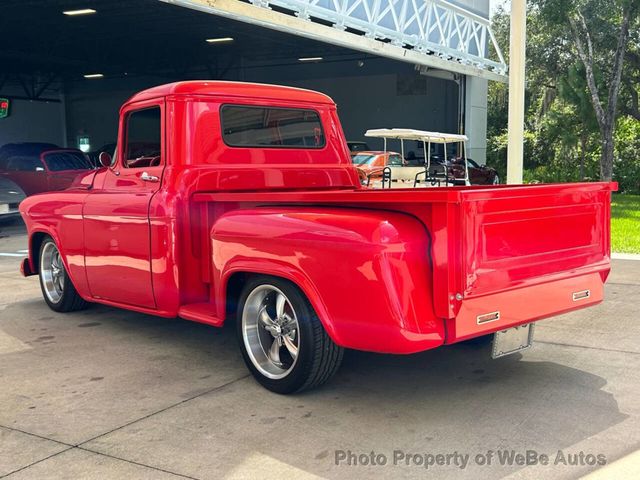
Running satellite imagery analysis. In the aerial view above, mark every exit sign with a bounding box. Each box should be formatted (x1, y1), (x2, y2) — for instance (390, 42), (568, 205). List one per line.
(0, 98), (9, 119)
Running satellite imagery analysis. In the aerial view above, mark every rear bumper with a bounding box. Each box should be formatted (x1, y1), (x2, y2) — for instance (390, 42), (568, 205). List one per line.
(445, 271), (605, 343)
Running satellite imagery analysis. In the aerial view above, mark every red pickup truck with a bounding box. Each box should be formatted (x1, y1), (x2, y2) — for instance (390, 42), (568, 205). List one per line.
(19, 81), (615, 393)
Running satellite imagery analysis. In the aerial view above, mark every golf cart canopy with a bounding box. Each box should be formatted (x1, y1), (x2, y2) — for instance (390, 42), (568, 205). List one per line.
(365, 128), (468, 144)
(363, 128), (470, 186)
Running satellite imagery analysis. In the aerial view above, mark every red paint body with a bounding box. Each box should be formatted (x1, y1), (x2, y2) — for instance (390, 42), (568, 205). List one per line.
(19, 81), (616, 354)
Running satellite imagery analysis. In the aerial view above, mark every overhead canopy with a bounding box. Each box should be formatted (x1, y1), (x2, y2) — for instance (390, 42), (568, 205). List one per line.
(162, 0), (508, 82)
(365, 128), (468, 144)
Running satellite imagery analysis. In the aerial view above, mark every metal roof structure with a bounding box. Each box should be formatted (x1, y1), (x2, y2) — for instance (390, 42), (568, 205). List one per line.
(163, 0), (508, 82)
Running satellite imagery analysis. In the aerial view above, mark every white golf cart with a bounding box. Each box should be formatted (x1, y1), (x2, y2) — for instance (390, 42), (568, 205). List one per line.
(362, 128), (470, 189)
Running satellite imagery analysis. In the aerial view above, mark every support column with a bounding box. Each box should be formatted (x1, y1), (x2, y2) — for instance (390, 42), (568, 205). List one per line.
(464, 75), (488, 165)
(506, 0), (527, 184)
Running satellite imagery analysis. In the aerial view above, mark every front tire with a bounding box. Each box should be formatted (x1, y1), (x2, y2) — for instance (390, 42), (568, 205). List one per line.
(39, 237), (87, 312)
(236, 275), (343, 394)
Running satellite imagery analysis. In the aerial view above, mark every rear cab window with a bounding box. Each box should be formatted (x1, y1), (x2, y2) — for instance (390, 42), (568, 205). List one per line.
(221, 105), (325, 149)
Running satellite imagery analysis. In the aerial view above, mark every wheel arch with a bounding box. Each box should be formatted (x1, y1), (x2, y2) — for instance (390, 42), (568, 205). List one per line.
(221, 264), (340, 345)
(28, 229), (86, 300)
(29, 229), (56, 274)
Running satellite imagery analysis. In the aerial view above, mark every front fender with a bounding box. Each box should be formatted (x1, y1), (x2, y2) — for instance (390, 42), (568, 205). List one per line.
(20, 191), (91, 299)
(211, 207), (445, 354)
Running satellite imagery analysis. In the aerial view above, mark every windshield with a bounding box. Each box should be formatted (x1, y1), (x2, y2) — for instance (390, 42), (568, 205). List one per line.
(352, 154), (378, 165)
(43, 151), (93, 171)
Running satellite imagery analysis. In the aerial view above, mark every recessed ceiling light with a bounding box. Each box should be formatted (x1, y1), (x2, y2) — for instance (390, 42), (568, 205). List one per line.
(205, 37), (234, 44)
(63, 9), (96, 16)
(298, 57), (323, 62)
(83, 73), (104, 79)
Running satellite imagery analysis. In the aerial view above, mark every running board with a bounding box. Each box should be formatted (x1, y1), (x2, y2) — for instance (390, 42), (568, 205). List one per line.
(178, 303), (224, 327)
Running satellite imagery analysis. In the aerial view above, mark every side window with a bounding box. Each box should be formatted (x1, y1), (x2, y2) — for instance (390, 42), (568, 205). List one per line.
(221, 105), (325, 148)
(123, 107), (161, 168)
(6, 156), (43, 172)
(388, 154), (403, 166)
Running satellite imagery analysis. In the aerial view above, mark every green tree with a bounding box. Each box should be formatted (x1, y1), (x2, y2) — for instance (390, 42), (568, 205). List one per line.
(537, 0), (639, 181)
(556, 64), (600, 179)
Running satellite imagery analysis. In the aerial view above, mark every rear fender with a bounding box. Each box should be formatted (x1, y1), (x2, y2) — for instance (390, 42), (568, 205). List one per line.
(211, 207), (445, 354)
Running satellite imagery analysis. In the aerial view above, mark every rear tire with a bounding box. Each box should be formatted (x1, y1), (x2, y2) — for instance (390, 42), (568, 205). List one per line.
(38, 237), (88, 312)
(236, 275), (343, 394)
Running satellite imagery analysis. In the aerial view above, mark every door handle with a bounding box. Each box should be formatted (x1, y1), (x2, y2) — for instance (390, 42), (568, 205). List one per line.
(140, 171), (159, 183)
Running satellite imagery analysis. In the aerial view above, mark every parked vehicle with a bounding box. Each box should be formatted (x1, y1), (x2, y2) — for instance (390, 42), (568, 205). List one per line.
(19, 81), (615, 394)
(346, 141), (371, 155)
(0, 144), (93, 196)
(359, 129), (497, 186)
(433, 156), (500, 185)
(0, 177), (26, 221)
(352, 150), (404, 182)
(360, 129), (470, 188)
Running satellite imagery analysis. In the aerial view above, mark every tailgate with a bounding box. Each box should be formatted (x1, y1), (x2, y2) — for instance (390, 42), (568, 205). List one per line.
(431, 182), (616, 342)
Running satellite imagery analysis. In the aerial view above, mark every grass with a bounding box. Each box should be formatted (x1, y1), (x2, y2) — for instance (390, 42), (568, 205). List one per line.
(611, 194), (640, 254)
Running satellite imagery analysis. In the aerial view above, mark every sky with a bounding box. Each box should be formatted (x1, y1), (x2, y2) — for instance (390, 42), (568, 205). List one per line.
(490, 0), (510, 15)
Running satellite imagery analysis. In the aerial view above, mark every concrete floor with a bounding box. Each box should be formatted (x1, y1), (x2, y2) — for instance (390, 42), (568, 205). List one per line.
(0, 218), (639, 479)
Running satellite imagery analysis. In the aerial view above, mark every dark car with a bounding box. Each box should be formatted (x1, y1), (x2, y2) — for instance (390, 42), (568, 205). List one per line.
(428, 156), (500, 185)
(0, 143), (94, 196)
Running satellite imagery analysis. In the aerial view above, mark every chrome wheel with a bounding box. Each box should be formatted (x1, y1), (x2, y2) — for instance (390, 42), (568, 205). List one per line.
(242, 285), (300, 380)
(40, 241), (64, 304)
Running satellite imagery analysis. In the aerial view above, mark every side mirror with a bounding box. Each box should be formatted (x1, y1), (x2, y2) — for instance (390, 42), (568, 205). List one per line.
(98, 151), (112, 168)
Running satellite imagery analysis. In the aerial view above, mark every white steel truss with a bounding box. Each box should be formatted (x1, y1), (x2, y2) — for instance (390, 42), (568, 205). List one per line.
(268, 0), (506, 74)
(161, 0), (508, 81)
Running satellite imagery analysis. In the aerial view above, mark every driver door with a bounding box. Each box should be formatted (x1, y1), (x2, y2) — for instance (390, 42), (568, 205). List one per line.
(82, 101), (165, 308)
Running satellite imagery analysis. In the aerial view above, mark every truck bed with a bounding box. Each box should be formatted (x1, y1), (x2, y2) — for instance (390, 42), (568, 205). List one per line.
(193, 182), (615, 343)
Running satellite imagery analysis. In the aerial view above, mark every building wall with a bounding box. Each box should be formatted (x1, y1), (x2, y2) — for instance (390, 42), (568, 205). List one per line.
(63, 76), (169, 150)
(62, 60), (460, 155)
(0, 89), (66, 147)
(465, 76), (488, 164)
(289, 74), (459, 152)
